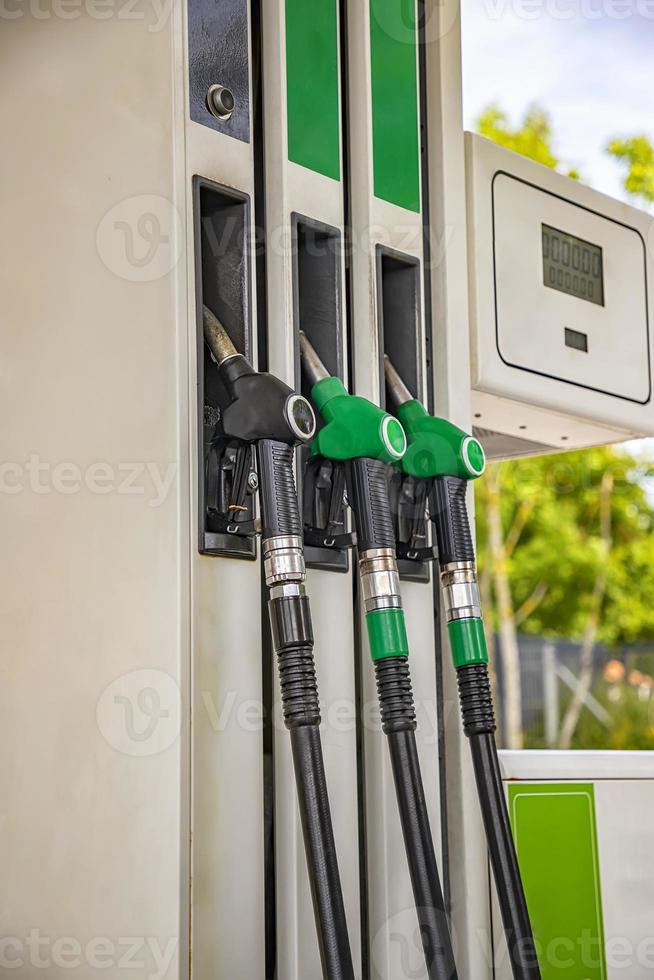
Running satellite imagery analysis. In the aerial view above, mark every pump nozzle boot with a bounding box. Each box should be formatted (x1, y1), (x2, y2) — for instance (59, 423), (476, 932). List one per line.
(383, 355), (485, 482)
(203, 306), (316, 448)
(299, 332), (407, 465)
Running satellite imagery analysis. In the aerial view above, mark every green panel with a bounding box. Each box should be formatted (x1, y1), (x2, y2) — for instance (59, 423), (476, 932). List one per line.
(509, 784), (607, 980)
(369, 0), (421, 212)
(286, 0), (341, 180)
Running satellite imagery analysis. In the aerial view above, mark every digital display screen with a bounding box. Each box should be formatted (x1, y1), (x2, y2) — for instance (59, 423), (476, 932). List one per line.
(542, 224), (604, 306)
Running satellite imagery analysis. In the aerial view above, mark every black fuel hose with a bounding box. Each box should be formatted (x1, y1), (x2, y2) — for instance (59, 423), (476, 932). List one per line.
(263, 440), (355, 980)
(431, 476), (541, 980)
(348, 457), (459, 980)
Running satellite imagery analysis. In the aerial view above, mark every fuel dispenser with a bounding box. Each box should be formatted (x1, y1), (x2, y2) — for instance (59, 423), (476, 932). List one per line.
(6, 3), (654, 980)
(0, 3), (498, 978)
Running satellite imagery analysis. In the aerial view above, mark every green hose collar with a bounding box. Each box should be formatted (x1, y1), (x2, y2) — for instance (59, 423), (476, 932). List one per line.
(448, 618), (489, 669)
(366, 608), (409, 662)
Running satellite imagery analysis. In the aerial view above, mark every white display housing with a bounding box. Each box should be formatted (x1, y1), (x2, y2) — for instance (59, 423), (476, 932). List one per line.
(465, 132), (654, 457)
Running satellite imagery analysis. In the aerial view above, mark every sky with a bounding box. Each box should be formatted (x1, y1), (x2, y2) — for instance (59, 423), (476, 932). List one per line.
(461, 1), (654, 204)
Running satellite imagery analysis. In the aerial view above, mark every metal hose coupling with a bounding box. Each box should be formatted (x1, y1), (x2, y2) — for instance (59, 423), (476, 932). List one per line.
(440, 561), (482, 622)
(263, 534), (306, 588)
(358, 548), (402, 613)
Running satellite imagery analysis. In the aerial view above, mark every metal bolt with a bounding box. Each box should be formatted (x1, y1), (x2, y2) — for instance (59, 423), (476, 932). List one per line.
(248, 472), (259, 491)
(207, 84), (235, 121)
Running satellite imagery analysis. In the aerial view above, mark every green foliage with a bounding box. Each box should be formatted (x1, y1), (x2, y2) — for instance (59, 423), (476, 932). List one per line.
(476, 104), (580, 179)
(576, 683), (654, 750)
(475, 447), (654, 648)
(607, 135), (654, 204)
(476, 102), (654, 202)
(523, 677), (654, 751)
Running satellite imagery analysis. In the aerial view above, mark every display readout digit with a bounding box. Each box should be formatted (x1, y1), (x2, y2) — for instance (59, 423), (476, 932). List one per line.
(542, 224), (604, 306)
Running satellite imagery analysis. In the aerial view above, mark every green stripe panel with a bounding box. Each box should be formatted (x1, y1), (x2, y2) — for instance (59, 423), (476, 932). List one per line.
(369, 0), (421, 212)
(509, 783), (607, 979)
(285, 0), (341, 180)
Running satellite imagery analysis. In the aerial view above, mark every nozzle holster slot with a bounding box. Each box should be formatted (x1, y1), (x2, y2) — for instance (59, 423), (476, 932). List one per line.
(389, 472), (438, 581)
(204, 438), (258, 551)
(377, 246), (431, 582)
(292, 215), (351, 572)
(377, 246), (422, 409)
(194, 177), (256, 558)
(302, 457), (356, 566)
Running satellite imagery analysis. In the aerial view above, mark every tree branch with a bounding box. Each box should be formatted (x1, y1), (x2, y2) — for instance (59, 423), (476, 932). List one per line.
(558, 471), (614, 749)
(505, 499), (535, 559)
(514, 581), (548, 628)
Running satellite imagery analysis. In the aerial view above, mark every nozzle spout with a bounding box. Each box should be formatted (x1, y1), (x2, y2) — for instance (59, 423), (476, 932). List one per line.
(299, 331), (330, 387)
(384, 355), (414, 410)
(203, 305), (239, 366)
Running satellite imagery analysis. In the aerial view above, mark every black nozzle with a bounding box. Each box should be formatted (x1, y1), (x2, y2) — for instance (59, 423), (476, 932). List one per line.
(202, 307), (315, 448)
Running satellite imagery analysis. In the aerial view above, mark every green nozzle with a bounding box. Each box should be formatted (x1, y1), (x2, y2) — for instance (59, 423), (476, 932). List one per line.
(383, 355), (485, 481)
(397, 400), (486, 480)
(311, 376), (406, 464)
(298, 335), (407, 465)
(395, 400), (485, 482)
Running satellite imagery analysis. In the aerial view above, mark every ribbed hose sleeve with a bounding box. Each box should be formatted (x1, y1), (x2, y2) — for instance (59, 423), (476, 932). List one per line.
(374, 656), (417, 734)
(269, 595), (320, 728)
(456, 663), (496, 737)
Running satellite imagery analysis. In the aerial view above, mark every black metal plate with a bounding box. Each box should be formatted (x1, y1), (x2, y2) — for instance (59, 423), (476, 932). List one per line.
(188, 0), (251, 143)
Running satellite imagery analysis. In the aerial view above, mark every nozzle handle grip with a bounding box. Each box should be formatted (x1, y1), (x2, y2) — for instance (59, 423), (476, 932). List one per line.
(257, 440), (303, 540)
(429, 476), (475, 566)
(345, 457), (396, 553)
